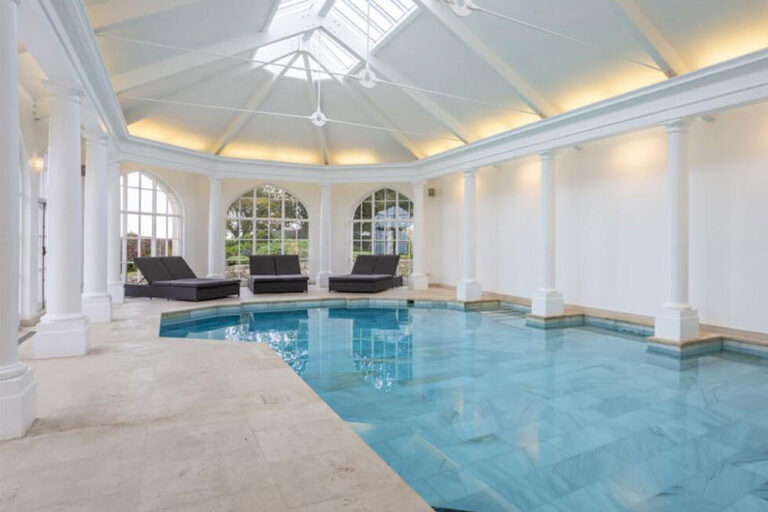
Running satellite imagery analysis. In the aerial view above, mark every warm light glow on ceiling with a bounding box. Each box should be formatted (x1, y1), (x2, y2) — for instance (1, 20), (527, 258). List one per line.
(218, 142), (323, 164)
(421, 138), (465, 157)
(692, 26), (768, 69)
(558, 68), (664, 112)
(471, 113), (535, 139)
(128, 119), (211, 152)
(332, 150), (380, 165)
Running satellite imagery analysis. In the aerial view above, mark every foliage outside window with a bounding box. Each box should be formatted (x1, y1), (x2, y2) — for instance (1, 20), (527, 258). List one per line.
(225, 185), (309, 278)
(351, 188), (413, 276)
(120, 171), (182, 283)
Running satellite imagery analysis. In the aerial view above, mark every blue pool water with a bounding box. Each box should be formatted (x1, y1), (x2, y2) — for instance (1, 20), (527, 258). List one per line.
(160, 305), (768, 511)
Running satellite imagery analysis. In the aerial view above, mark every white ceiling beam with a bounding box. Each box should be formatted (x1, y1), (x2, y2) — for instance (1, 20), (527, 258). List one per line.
(308, 51), (423, 159)
(110, 15), (323, 94)
(321, 19), (474, 142)
(210, 53), (301, 155)
(411, 0), (557, 118)
(302, 53), (331, 164)
(88, 0), (207, 33)
(610, 0), (690, 78)
(260, 0), (281, 31)
(318, 0), (339, 17)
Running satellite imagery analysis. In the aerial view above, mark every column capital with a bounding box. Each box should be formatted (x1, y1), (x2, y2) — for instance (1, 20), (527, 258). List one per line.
(43, 80), (84, 103)
(412, 180), (427, 188)
(462, 169), (476, 177)
(664, 118), (691, 133)
(540, 150), (556, 160)
(6, 0), (21, 6)
(82, 130), (109, 145)
(208, 175), (223, 184)
(320, 182), (331, 190)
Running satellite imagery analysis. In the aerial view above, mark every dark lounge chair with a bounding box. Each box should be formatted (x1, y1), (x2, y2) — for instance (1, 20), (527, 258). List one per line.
(125, 256), (241, 301)
(247, 255), (309, 294)
(328, 255), (403, 293)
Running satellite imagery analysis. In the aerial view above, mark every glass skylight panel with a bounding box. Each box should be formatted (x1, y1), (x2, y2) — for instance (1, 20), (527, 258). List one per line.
(253, 30), (359, 81)
(331, 0), (416, 44)
(275, 0), (315, 19)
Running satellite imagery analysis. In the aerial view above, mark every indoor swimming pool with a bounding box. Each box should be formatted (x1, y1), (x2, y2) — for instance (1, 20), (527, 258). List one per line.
(160, 304), (768, 511)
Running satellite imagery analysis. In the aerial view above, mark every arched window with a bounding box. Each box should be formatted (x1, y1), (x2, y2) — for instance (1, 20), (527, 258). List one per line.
(351, 188), (413, 276)
(120, 170), (182, 283)
(225, 185), (309, 278)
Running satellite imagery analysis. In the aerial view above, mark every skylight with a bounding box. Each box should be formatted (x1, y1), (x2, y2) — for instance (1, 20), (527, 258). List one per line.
(275, 0), (315, 19)
(331, 0), (416, 44)
(254, 30), (359, 81)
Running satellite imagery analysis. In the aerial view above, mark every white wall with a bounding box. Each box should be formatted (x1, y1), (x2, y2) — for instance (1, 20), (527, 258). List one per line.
(427, 102), (768, 334)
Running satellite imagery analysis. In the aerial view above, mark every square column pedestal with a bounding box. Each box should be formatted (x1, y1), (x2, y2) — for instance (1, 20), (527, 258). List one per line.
(457, 279), (482, 301)
(0, 364), (36, 440)
(653, 307), (700, 343)
(108, 282), (124, 304)
(408, 273), (429, 291)
(531, 289), (564, 317)
(34, 314), (90, 359)
(316, 271), (332, 289)
(82, 293), (112, 323)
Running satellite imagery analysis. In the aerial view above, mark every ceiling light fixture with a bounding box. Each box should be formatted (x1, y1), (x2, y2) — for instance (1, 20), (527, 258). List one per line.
(447, 0), (475, 17)
(356, 0), (378, 89)
(312, 30), (329, 127)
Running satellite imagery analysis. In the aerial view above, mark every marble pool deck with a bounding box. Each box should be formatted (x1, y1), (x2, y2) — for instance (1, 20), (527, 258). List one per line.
(2, 286), (463, 512)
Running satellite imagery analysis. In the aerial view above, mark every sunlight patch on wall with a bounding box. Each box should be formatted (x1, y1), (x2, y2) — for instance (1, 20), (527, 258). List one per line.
(219, 142), (322, 164)
(128, 119), (210, 152)
(692, 26), (768, 69)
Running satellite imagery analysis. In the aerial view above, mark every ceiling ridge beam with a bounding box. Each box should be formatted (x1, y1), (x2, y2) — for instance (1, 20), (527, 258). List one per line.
(89, 0), (207, 33)
(320, 16), (475, 142)
(307, 51), (424, 160)
(110, 16), (322, 94)
(610, 0), (690, 78)
(302, 53), (331, 164)
(210, 53), (302, 155)
(412, 0), (557, 118)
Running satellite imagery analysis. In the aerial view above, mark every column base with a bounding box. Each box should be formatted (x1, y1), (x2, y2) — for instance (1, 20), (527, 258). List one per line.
(531, 289), (564, 317)
(82, 293), (112, 323)
(206, 273), (224, 279)
(0, 364), (36, 440)
(108, 281), (124, 304)
(34, 314), (90, 359)
(654, 307), (700, 343)
(408, 273), (429, 291)
(316, 271), (332, 288)
(456, 279), (482, 301)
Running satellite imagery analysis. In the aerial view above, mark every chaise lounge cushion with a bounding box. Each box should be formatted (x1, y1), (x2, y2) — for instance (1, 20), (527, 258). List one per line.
(162, 256), (197, 279)
(274, 255), (302, 275)
(134, 257), (174, 283)
(250, 255), (276, 276)
(373, 255), (399, 275)
(327, 274), (393, 282)
(153, 278), (241, 288)
(248, 274), (309, 282)
(351, 255), (377, 274)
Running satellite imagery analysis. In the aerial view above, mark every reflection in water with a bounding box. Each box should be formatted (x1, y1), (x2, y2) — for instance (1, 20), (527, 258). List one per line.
(330, 308), (413, 392)
(159, 307), (414, 388)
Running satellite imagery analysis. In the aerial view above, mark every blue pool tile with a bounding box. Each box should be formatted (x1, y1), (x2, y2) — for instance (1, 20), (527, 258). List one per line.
(160, 305), (768, 511)
(723, 494), (768, 512)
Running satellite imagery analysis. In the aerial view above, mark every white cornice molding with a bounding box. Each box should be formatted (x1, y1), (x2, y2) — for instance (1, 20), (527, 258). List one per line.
(38, 0), (768, 184)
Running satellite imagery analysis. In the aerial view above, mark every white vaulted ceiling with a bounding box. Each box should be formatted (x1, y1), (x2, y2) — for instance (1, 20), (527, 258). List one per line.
(77, 0), (768, 166)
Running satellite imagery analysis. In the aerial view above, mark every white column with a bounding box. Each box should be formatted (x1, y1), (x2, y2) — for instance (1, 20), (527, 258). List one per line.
(207, 176), (224, 278)
(316, 183), (332, 287)
(409, 181), (428, 290)
(0, 0), (36, 440)
(107, 159), (123, 303)
(531, 151), (564, 317)
(33, 81), (90, 359)
(654, 120), (700, 342)
(457, 170), (482, 301)
(81, 132), (111, 322)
